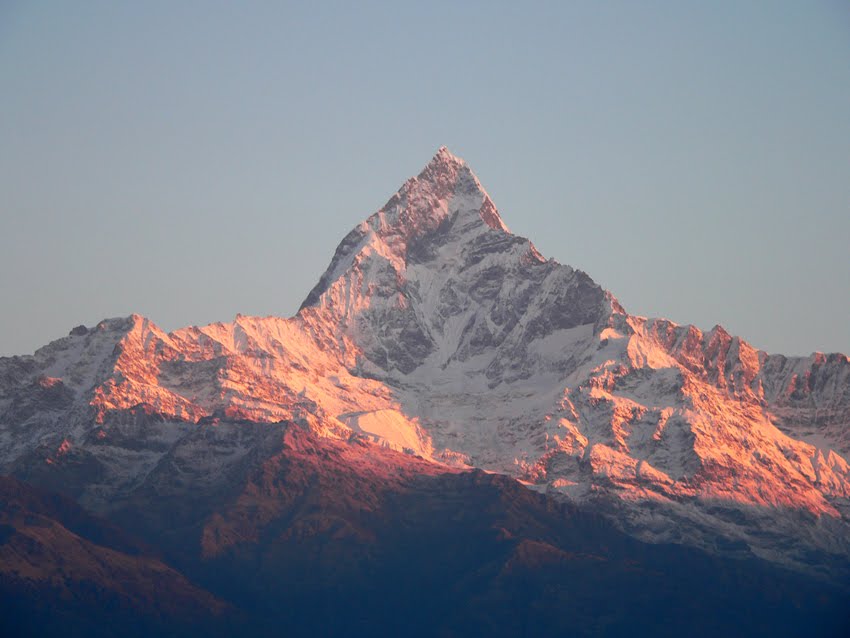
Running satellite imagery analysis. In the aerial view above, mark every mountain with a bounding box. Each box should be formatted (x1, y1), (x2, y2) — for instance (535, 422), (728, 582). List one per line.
(1, 147), (849, 634)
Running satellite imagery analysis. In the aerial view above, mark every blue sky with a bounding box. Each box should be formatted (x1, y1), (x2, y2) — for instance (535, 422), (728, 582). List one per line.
(1, 1), (848, 356)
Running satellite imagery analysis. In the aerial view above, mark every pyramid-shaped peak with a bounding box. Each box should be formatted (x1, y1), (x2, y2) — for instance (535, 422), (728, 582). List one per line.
(404, 147), (507, 233)
(299, 148), (511, 311)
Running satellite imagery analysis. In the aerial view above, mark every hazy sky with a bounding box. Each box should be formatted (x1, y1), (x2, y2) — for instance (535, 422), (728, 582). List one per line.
(1, 1), (848, 357)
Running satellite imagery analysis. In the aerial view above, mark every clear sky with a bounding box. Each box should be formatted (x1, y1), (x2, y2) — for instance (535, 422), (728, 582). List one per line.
(1, 1), (848, 357)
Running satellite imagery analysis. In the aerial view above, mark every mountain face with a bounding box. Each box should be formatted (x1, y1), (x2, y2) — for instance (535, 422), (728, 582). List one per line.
(1, 148), (849, 633)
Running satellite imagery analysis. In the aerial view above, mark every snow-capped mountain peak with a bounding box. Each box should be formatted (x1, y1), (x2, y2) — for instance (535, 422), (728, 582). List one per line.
(415, 145), (509, 233)
(302, 147), (509, 311)
(2, 148), (849, 583)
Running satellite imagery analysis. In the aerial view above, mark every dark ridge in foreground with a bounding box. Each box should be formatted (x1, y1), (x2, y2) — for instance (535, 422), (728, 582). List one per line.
(4, 425), (848, 638)
(0, 476), (230, 638)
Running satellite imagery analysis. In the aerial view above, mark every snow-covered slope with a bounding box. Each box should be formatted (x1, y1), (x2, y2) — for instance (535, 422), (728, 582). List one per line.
(2, 147), (849, 578)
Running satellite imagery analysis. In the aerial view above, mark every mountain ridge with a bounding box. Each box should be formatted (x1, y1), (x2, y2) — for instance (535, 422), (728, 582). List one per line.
(1, 147), (849, 584)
